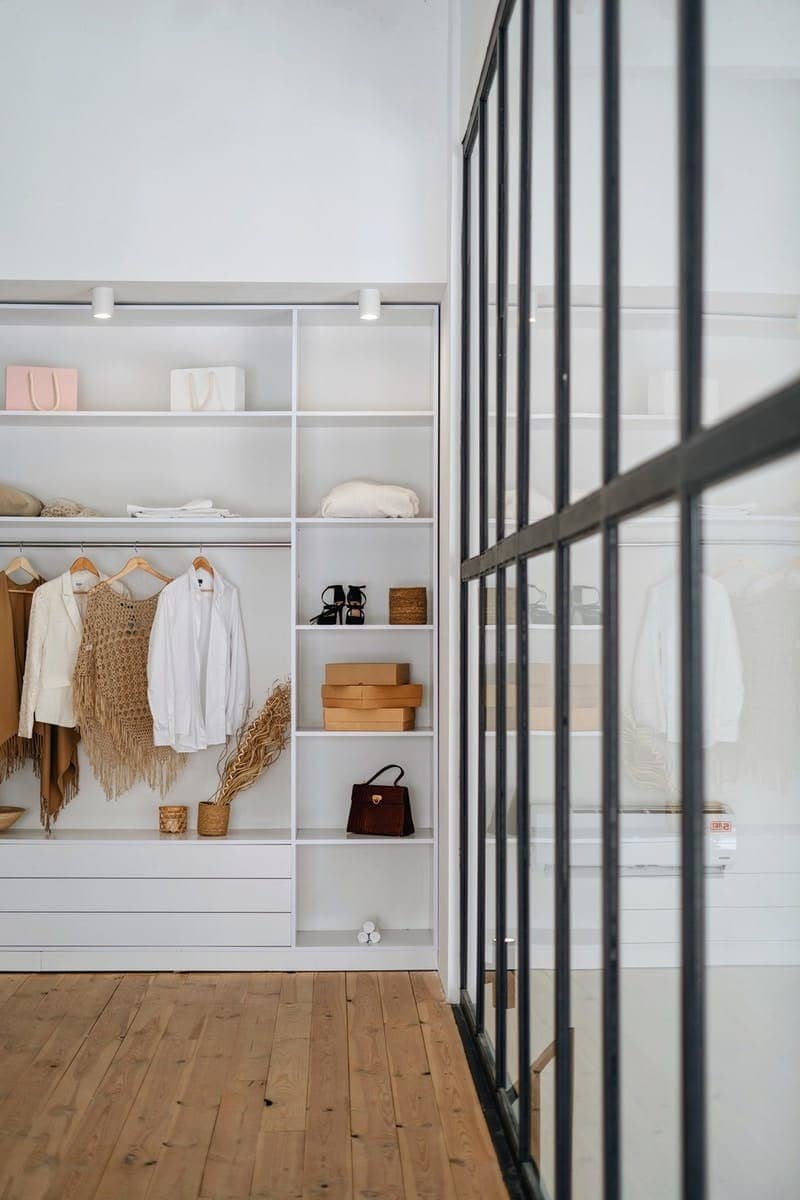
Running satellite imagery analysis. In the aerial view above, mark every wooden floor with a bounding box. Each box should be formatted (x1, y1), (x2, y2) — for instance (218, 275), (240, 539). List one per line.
(0, 970), (507, 1199)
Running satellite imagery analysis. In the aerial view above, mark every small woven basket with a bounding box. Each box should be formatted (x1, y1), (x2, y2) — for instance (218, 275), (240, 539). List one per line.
(159, 805), (188, 834)
(197, 802), (230, 837)
(389, 587), (427, 625)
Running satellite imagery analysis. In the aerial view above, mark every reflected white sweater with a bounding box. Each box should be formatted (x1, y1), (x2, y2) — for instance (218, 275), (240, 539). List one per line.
(631, 573), (744, 747)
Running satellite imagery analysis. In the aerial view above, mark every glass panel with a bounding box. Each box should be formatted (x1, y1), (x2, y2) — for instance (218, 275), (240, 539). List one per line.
(570, 0), (602, 502)
(619, 0), (680, 473)
(619, 501), (681, 1200)
(483, 570), (498, 1061)
(468, 143), (482, 559)
(529, 549), (556, 1194)
(466, 578), (481, 1011)
(569, 534), (603, 1195)
(530, 0), (555, 525)
(486, 81), (499, 547)
(703, 2), (800, 424)
(703, 455), (800, 1199)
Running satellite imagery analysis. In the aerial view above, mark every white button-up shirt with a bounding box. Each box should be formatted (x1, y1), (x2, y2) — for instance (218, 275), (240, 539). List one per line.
(147, 567), (249, 753)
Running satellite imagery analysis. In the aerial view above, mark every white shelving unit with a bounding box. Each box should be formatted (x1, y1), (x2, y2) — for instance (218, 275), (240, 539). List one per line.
(0, 301), (439, 971)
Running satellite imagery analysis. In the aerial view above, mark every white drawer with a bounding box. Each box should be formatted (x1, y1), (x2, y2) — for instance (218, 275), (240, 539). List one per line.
(0, 877), (290, 913)
(0, 912), (291, 948)
(0, 840), (291, 879)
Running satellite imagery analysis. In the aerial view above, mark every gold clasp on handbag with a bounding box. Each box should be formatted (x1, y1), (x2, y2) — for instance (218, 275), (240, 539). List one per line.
(371, 793), (382, 805)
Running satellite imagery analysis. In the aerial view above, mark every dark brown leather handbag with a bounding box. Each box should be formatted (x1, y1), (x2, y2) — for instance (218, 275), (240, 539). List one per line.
(347, 764), (415, 837)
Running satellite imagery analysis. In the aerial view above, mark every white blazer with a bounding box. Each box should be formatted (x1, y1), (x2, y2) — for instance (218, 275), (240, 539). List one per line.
(147, 566), (250, 753)
(18, 569), (126, 735)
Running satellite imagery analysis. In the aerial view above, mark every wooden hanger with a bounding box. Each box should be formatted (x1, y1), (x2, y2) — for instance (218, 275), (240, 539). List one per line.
(69, 555), (100, 578)
(192, 553), (214, 593)
(92, 555), (173, 590)
(3, 554), (41, 581)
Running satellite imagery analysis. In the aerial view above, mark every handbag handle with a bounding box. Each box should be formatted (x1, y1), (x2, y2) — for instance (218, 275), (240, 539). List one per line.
(364, 764), (405, 786)
(28, 370), (60, 412)
(188, 370), (216, 412)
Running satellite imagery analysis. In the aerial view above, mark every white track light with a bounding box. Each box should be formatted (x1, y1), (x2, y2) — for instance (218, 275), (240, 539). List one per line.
(91, 286), (114, 320)
(358, 287), (381, 321)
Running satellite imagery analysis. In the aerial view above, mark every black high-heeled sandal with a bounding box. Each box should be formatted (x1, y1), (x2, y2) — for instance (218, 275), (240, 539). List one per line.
(310, 585), (346, 625)
(345, 585), (366, 625)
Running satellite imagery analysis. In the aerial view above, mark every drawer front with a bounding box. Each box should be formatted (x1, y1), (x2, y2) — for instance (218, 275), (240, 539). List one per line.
(0, 842), (291, 879)
(0, 877), (290, 913)
(0, 912), (291, 948)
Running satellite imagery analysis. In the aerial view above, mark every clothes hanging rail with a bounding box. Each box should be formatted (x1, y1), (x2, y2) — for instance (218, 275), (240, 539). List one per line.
(0, 540), (291, 549)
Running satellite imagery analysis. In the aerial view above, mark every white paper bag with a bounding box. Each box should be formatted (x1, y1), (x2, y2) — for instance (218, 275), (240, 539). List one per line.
(170, 367), (245, 412)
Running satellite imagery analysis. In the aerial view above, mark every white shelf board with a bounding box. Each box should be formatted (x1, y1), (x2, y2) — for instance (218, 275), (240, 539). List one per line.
(0, 827), (292, 843)
(0, 410), (292, 428)
(295, 728), (434, 738)
(295, 928), (434, 949)
(296, 827), (434, 845)
(296, 623), (433, 633)
(296, 517), (434, 527)
(0, 516), (292, 542)
(296, 410), (434, 428)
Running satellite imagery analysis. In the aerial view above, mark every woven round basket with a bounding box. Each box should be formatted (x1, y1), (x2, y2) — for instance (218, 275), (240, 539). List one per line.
(158, 805), (188, 834)
(197, 802), (230, 837)
(389, 586), (427, 625)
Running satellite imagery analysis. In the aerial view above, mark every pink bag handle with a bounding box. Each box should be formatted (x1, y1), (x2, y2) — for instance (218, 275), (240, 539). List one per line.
(28, 369), (61, 412)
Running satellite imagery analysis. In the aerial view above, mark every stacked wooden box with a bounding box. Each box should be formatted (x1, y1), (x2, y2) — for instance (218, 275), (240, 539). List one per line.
(322, 662), (423, 731)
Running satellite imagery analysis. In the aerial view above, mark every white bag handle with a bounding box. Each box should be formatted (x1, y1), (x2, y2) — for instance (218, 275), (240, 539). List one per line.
(188, 370), (216, 412)
(28, 370), (60, 412)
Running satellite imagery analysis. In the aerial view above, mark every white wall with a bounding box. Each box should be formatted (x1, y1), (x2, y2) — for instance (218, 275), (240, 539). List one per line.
(0, 0), (450, 285)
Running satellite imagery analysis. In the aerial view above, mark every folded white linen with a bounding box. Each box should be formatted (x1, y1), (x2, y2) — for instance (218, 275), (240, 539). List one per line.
(320, 480), (421, 519)
(127, 498), (238, 519)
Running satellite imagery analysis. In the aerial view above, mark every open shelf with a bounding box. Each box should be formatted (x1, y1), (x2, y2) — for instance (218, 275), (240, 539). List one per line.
(0, 827), (293, 843)
(296, 623), (433, 633)
(296, 410), (434, 428)
(295, 728), (434, 738)
(296, 517), (434, 527)
(0, 410), (292, 428)
(295, 928), (434, 950)
(296, 827), (433, 844)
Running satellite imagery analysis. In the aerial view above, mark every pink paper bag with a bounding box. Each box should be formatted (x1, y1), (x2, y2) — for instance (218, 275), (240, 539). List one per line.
(5, 365), (78, 412)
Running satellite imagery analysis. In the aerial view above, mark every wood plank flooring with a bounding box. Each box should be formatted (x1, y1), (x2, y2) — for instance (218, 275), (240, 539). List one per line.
(0, 972), (507, 1200)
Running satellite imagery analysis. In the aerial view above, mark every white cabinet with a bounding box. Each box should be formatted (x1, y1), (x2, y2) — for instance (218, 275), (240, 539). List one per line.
(0, 301), (438, 970)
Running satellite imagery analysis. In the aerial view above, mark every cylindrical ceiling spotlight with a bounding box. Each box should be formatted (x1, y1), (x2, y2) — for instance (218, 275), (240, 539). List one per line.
(91, 285), (114, 320)
(358, 287), (381, 321)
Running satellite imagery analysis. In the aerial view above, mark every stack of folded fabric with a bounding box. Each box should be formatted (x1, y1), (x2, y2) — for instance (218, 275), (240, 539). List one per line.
(127, 498), (238, 520)
(322, 662), (422, 731)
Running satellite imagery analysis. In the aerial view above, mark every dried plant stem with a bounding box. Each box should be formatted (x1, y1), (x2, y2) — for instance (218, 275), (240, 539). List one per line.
(211, 679), (291, 806)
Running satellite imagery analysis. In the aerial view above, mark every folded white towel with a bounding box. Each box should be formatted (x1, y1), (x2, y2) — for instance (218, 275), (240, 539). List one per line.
(320, 480), (420, 519)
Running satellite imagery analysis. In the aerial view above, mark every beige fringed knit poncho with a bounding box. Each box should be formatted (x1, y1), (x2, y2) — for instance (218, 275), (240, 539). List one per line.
(73, 584), (185, 799)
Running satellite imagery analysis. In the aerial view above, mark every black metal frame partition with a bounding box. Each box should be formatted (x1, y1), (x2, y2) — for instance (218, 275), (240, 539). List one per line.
(458, 2), (800, 1198)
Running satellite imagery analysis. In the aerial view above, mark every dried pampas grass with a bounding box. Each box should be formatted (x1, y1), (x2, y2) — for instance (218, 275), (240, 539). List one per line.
(211, 679), (291, 806)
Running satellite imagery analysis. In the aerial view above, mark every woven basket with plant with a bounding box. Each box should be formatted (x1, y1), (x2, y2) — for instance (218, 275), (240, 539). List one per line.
(209, 679), (291, 807)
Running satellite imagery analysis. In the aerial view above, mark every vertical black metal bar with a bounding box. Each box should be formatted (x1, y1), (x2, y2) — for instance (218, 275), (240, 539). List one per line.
(476, 96), (490, 1032)
(515, 0), (534, 1165)
(554, 0), (570, 516)
(494, 18), (510, 1091)
(679, 3), (706, 1198)
(554, 543), (571, 1200)
(601, 1), (621, 1198)
(459, 142), (472, 994)
(554, 1), (572, 1196)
